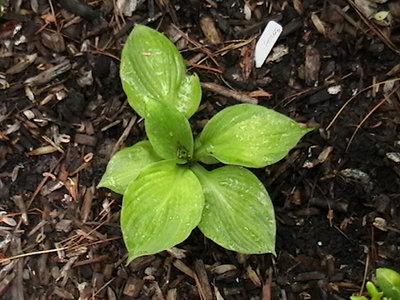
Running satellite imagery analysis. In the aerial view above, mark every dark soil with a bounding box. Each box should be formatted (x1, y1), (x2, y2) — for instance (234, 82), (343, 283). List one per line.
(1, 0), (400, 299)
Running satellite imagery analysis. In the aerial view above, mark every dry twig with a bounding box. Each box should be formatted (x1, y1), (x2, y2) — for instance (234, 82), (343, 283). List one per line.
(201, 82), (258, 104)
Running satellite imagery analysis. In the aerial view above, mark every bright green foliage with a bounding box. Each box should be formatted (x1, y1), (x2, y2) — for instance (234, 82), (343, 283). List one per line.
(145, 100), (193, 163)
(120, 24), (201, 118)
(194, 104), (312, 168)
(99, 24), (311, 262)
(192, 164), (276, 254)
(376, 268), (400, 299)
(121, 160), (204, 263)
(97, 141), (161, 194)
(350, 268), (400, 300)
(366, 281), (384, 300)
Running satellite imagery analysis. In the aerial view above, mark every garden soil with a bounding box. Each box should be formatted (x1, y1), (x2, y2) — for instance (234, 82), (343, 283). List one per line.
(1, 0), (400, 299)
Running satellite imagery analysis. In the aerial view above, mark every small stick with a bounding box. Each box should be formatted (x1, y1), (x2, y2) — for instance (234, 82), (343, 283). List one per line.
(262, 267), (273, 300)
(26, 154), (64, 210)
(201, 82), (258, 104)
(359, 248), (370, 296)
(185, 61), (223, 74)
(346, 86), (398, 151)
(326, 78), (400, 131)
(345, 0), (400, 55)
(24, 60), (71, 86)
(111, 115), (137, 156)
(194, 260), (213, 300)
(0, 236), (121, 264)
(170, 24), (220, 68)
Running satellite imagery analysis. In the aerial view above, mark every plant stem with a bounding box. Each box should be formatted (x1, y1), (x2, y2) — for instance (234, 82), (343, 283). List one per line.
(190, 163), (209, 180)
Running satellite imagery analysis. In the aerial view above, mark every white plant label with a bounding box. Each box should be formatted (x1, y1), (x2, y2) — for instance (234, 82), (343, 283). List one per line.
(254, 21), (283, 68)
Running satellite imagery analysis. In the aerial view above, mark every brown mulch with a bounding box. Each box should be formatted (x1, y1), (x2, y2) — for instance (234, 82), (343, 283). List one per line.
(1, 0), (400, 299)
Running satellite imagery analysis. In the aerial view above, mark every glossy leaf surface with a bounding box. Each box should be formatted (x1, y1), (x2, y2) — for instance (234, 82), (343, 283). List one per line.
(176, 73), (201, 116)
(120, 24), (201, 118)
(195, 104), (311, 168)
(376, 268), (400, 299)
(192, 164), (276, 254)
(145, 100), (193, 163)
(121, 160), (204, 263)
(97, 141), (161, 194)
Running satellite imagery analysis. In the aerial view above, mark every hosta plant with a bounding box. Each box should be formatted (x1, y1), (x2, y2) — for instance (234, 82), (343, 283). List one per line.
(351, 268), (400, 300)
(98, 25), (312, 263)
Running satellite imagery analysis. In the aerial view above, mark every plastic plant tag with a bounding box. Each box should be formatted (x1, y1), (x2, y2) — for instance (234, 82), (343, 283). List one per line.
(254, 21), (283, 68)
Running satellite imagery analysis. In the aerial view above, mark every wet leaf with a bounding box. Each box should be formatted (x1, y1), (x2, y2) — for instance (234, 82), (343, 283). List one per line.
(194, 104), (311, 168)
(176, 73), (201, 115)
(376, 268), (400, 299)
(191, 164), (276, 254)
(145, 100), (193, 163)
(122, 160), (204, 263)
(120, 24), (201, 118)
(98, 141), (161, 194)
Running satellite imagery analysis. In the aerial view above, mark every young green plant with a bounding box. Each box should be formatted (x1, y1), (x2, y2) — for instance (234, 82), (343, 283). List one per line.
(350, 268), (400, 300)
(98, 25), (312, 263)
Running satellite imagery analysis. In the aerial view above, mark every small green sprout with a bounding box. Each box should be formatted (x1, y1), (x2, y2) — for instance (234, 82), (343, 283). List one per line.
(351, 268), (400, 300)
(98, 25), (312, 263)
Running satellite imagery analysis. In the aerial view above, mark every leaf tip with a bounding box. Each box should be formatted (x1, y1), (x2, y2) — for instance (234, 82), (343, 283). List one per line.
(126, 253), (139, 266)
(132, 23), (152, 34)
(303, 126), (316, 134)
(96, 179), (104, 189)
(96, 176), (122, 194)
(96, 176), (108, 190)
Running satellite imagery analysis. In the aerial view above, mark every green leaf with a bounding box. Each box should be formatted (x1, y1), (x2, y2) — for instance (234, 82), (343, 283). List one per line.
(376, 268), (400, 299)
(145, 100), (193, 163)
(98, 141), (161, 194)
(194, 104), (312, 168)
(176, 73), (202, 115)
(350, 297), (369, 300)
(121, 160), (204, 263)
(194, 139), (219, 164)
(120, 24), (201, 118)
(366, 281), (383, 300)
(191, 164), (276, 254)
